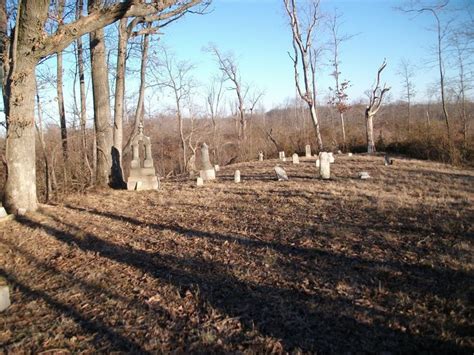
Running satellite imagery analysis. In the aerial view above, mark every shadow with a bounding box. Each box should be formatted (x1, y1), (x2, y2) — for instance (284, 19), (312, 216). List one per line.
(14, 214), (470, 352)
(110, 147), (127, 189)
(0, 268), (148, 353)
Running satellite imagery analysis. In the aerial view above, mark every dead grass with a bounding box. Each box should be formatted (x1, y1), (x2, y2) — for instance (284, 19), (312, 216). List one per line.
(0, 153), (473, 353)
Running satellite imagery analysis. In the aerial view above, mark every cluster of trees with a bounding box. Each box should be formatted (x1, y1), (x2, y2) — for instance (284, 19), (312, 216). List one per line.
(0, 0), (472, 214)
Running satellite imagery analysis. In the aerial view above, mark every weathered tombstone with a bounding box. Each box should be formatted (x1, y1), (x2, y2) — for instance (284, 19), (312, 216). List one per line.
(384, 154), (393, 166)
(328, 152), (335, 163)
(279, 151), (286, 162)
(214, 164), (220, 172)
(234, 170), (241, 183)
(337, 149), (342, 154)
(0, 278), (10, 312)
(127, 124), (159, 190)
(196, 177), (204, 186)
(258, 151), (264, 161)
(292, 153), (300, 164)
(348, 152), (353, 157)
(199, 143), (216, 181)
(320, 152), (331, 179)
(359, 171), (371, 179)
(274, 166), (288, 181)
(305, 145), (312, 158)
(316, 159), (320, 168)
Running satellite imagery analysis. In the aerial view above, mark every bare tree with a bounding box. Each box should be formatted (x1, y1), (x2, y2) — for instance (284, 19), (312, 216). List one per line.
(400, 1), (451, 141)
(208, 45), (247, 144)
(1, 0), (207, 212)
(284, 0), (324, 151)
(327, 10), (352, 150)
(365, 59), (391, 154)
(206, 73), (225, 162)
(153, 48), (196, 173)
(397, 58), (416, 134)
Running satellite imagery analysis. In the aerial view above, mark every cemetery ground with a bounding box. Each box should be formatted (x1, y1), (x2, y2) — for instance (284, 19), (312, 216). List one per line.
(0, 154), (473, 353)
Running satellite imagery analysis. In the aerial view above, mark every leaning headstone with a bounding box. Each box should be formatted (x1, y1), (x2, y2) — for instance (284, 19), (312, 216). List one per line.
(214, 164), (220, 172)
(196, 177), (204, 186)
(292, 153), (300, 164)
(305, 145), (312, 158)
(234, 170), (241, 183)
(127, 124), (159, 190)
(274, 166), (288, 181)
(0, 278), (10, 312)
(316, 159), (320, 168)
(199, 143), (216, 181)
(320, 152), (331, 179)
(328, 152), (335, 164)
(359, 171), (371, 179)
(258, 151), (264, 161)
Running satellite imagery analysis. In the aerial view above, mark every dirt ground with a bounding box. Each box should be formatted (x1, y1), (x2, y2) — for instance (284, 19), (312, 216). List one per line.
(1, 154), (473, 353)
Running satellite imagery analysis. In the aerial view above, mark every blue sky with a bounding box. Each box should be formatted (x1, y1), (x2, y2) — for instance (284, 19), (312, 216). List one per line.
(154, 0), (472, 110)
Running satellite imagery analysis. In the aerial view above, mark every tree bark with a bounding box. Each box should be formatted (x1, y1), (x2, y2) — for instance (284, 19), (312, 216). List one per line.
(366, 110), (375, 154)
(56, 0), (68, 162)
(89, 23), (113, 187)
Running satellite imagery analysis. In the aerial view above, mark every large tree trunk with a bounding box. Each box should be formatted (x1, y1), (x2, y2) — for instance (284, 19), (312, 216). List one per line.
(57, 0), (68, 162)
(309, 104), (323, 151)
(366, 110), (376, 154)
(111, 18), (127, 188)
(89, 25), (113, 187)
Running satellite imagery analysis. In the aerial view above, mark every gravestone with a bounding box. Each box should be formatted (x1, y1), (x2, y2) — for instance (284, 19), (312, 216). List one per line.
(0, 204), (7, 219)
(316, 158), (320, 168)
(337, 150), (342, 154)
(279, 151), (286, 162)
(328, 152), (335, 163)
(320, 152), (330, 179)
(359, 171), (371, 179)
(384, 154), (393, 166)
(348, 152), (353, 157)
(214, 164), (220, 172)
(292, 153), (300, 164)
(196, 177), (204, 186)
(274, 166), (288, 181)
(0, 278), (10, 312)
(199, 143), (216, 181)
(258, 151), (264, 161)
(234, 170), (241, 183)
(305, 145), (312, 158)
(127, 124), (159, 190)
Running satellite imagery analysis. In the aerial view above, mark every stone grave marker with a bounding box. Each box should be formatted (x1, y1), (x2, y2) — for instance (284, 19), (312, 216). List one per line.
(258, 151), (264, 161)
(320, 152), (331, 179)
(196, 177), (204, 186)
(305, 145), (312, 158)
(328, 152), (335, 163)
(234, 170), (241, 183)
(0, 277), (10, 312)
(359, 171), (371, 179)
(127, 124), (159, 190)
(292, 153), (300, 164)
(199, 143), (216, 181)
(274, 166), (288, 181)
(214, 164), (220, 172)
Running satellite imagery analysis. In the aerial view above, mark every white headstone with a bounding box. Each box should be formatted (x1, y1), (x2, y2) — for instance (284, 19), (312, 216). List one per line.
(234, 170), (241, 183)
(359, 171), (371, 179)
(305, 145), (312, 158)
(292, 153), (300, 164)
(258, 151), (264, 161)
(199, 143), (216, 181)
(0, 283), (10, 312)
(316, 159), (320, 168)
(320, 152), (330, 179)
(337, 150), (342, 154)
(214, 164), (220, 172)
(196, 177), (204, 186)
(279, 151), (286, 161)
(0, 206), (7, 218)
(328, 152), (335, 164)
(274, 166), (288, 181)
(348, 153), (353, 157)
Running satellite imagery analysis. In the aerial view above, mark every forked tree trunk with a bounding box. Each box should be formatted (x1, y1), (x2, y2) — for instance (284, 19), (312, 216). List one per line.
(89, 26), (113, 187)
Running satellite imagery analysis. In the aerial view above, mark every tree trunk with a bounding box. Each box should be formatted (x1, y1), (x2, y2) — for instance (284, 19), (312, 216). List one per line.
(35, 88), (52, 202)
(340, 111), (346, 149)
(57, 0), (68, 162)
(366, 110), (375, 154)
(111, 17), (127, 187)
(309, 104), (323, 151)
(89, 26), (113, 187)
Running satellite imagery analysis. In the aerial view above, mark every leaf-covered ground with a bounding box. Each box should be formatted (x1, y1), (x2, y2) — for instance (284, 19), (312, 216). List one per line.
(1, 154), (473, 353)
